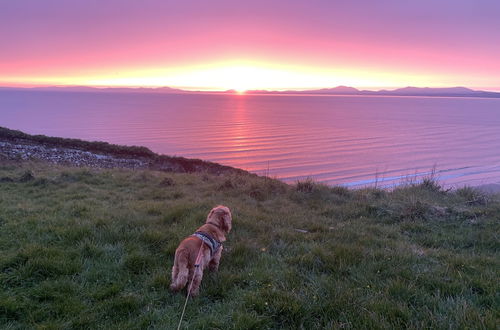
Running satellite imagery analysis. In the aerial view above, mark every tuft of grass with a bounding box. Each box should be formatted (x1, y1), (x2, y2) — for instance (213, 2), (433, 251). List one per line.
(295, 177), (317, 193)
(419, 176), (442, 193)
(18, 170), (35, 182)
(456, 186), (489, 205)
(159, 176), (175, 187)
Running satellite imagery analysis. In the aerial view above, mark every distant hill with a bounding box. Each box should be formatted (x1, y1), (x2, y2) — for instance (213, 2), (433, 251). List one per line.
(245, 86), (500, 98)
(0, 86), (187, 94)
(245, 86), (360, 95)
(367, 86), (500, 98)
(1, 85), (499, 98)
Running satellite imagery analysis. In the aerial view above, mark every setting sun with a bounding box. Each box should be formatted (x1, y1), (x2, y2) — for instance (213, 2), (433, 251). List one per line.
(4, 55), (498, 92)
(21, 61), (464, 92)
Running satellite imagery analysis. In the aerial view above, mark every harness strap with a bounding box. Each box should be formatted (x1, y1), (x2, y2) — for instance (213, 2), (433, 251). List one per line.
(191, 231), (221, 257)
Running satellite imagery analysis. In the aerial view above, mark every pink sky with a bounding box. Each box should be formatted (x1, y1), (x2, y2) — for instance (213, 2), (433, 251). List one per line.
(1, 0), (499, 91)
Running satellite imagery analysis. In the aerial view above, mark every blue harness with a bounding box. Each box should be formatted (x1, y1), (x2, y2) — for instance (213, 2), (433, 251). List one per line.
(191, 231), (221, 256)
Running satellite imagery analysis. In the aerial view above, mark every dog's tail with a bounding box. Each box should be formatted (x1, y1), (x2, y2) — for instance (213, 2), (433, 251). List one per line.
(170, 248), (190, 292)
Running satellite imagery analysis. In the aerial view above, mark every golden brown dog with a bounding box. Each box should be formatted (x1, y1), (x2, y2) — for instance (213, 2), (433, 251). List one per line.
(170, 205), (232, 296)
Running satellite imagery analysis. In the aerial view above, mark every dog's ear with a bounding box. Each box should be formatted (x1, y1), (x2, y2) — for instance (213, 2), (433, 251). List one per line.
(206, 208), (215, 221)
(220, 209), (232, 233)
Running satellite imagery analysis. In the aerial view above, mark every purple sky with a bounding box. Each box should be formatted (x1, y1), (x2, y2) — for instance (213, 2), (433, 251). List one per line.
(1, 0), (499, 90)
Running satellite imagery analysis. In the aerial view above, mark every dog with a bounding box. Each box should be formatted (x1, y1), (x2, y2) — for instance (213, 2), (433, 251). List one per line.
(170, 205), (232, 297)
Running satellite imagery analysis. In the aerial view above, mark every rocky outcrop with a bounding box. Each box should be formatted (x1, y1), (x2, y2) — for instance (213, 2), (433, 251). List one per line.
(0, 141), (148, 169)
(0, 126), (249, 176)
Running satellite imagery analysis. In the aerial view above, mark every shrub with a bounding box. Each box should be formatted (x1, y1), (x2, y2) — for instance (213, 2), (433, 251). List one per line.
(18, 170), (34, 182)
(400, 199), (430, 221)
(159, 177), (175, 187)
(330, 185), (351, 197)
(218, 178), (235, 190)
(419, 177), (442, 192)
(295, 178), (317, 193)
(456, 186), (488, 205)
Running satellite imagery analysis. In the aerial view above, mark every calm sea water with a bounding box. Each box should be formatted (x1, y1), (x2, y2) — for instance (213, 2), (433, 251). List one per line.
(1, 90), (500, 188)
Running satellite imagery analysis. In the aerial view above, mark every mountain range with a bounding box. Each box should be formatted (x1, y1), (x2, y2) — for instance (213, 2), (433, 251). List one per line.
(244, 86), (500, 98)
(1, 85), (499, 98)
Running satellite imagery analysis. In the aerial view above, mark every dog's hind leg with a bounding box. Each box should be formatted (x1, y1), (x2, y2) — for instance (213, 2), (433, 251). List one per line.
(187, 265), (204, 297)
(170, 249), (189, 292)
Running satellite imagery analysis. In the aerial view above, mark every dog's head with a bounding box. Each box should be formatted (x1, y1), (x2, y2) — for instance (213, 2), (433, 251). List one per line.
(206, 205), (232, 233)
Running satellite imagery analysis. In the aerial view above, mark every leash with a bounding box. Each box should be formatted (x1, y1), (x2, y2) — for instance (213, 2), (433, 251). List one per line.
(176, 243), (204, 330)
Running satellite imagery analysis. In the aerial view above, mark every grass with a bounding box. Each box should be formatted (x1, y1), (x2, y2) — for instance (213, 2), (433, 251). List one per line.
(0, 161), (499, 329)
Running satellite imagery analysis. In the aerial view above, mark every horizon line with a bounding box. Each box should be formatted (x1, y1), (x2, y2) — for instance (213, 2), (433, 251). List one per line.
(2, 84), (500, 94)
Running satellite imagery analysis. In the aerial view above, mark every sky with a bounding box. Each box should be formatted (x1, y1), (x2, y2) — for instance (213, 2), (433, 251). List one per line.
(1, 0), (499, 91)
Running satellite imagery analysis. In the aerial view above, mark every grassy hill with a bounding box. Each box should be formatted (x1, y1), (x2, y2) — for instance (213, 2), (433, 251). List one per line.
(0, 126), (247, 174)
(0, 160), (498, 329)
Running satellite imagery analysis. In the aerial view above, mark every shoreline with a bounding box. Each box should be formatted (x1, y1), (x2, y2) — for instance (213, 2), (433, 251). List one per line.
(1, 126), (499, 193)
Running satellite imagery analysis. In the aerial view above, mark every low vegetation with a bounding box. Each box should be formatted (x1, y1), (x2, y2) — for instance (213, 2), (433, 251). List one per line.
(0, 126), (246, 174)
(0, 161), (498, 329)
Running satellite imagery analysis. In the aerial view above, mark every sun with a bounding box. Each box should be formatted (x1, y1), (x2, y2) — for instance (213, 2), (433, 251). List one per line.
(80, 60), (414, 91)
(170, 64), (306, 92)
(218, 66), (262, 92)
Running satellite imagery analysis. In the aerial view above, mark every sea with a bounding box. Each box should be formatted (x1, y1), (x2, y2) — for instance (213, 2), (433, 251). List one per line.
(1, 89), (500, 188)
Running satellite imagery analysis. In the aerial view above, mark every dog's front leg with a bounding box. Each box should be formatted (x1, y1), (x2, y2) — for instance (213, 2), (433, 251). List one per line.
(208, 246), (223, 272)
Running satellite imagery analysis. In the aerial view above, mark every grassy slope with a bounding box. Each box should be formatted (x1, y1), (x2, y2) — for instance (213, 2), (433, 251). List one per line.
(0, 161), (498, 329)
(0, 126), (246, 174)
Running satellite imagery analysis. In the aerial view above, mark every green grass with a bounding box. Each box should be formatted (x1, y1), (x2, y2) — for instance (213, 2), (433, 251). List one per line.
(0, 161), (499, 329)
